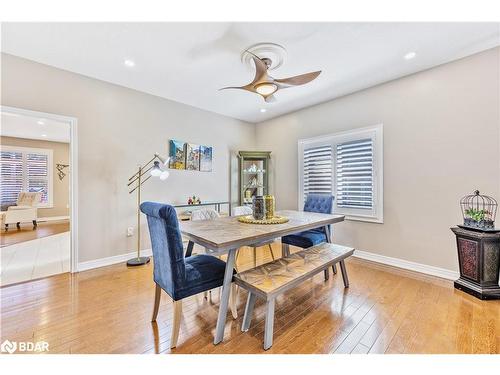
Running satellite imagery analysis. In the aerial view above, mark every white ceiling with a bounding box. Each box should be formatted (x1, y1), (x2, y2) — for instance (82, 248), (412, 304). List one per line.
(2, 23), (499, 123)
(1, 111), (70, 143)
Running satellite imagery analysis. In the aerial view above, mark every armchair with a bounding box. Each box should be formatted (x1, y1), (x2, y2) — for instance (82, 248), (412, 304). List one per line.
(1, 192), (42, 231)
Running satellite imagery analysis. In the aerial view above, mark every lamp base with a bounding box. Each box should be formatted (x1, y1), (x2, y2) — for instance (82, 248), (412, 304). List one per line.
(126, 256), (151, 266)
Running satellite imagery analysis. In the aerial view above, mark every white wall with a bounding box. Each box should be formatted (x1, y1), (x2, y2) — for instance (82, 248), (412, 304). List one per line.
(256, 47), (500, 272)
(1, 53), (256, 262)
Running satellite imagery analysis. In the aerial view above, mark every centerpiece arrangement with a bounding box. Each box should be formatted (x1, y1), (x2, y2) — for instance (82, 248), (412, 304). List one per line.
(237, 195), (289, 224)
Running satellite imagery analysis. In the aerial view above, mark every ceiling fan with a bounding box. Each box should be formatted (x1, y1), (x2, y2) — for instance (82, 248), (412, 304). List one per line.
(220, 50), (321, 103)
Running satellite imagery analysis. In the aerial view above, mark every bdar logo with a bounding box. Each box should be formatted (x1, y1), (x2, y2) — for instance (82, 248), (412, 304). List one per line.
(1, 340), (17, 354)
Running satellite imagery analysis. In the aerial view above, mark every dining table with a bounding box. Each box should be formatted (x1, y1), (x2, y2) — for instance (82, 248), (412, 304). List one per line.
(179, 209), (345, 345)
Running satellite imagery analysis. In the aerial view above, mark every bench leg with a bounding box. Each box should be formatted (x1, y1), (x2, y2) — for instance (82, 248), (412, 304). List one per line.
(281, 242), (290, 258)
(339, 260), (349, 288)
(324, 269), (329, 280)
(332, 263), (337, 274)
(241, 292), (256, 332)
(264, 298), (275, 350)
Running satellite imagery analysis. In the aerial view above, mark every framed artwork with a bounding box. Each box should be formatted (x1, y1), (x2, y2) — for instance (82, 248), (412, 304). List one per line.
(185, 143), (200, 171)
(199, 145), (213, 172)
(169, 140), (186, 170)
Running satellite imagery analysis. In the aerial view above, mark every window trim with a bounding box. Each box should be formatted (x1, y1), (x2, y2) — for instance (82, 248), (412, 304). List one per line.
(298, 124), (383, 223)
(1, 145), (54, 208)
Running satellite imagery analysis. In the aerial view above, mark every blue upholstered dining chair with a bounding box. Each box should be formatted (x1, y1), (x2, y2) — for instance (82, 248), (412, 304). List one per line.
(140, 202), (237, 349)
(281, 194), (337, 276)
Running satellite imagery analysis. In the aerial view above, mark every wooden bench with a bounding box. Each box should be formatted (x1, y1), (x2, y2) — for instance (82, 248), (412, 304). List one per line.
(233, 242), (354, 350)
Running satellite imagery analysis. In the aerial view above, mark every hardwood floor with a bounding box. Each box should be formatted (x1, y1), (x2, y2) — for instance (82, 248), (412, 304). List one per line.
(1, 220), (70, 247)
(1, 243), (499, 354)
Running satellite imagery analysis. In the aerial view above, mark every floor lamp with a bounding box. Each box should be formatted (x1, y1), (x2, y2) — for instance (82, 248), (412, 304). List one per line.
(127, 153), (170, 266)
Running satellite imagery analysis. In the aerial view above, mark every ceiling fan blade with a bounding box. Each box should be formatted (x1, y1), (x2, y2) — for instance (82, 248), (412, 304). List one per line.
(219, 85), (254, 92)
(250, 56), (269, 84)
(264, 94), (277, 103)
(275, 70), (321, 88)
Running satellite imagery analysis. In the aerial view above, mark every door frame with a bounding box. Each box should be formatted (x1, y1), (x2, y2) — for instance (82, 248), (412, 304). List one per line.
(1, 105), (79, 273)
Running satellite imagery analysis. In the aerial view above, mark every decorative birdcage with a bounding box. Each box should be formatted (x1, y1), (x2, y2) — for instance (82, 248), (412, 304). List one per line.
(460, 190), (497, 230)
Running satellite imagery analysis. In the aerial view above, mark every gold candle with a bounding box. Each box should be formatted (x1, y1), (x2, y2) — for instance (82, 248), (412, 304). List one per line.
(264, 195), (275, 220)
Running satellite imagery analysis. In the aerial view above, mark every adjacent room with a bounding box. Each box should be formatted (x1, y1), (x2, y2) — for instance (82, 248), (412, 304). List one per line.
(1, 109), (72, 286)
(0, 21), (499, 356)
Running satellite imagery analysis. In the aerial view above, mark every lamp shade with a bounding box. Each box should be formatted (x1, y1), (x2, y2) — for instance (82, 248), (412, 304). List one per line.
(160, 170), (170, 180)
(150, 161), (162, 176)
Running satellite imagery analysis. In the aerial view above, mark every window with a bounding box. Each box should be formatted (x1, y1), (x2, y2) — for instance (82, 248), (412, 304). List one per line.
(298, 124), (383, 223)
(0, 145), (53, 210)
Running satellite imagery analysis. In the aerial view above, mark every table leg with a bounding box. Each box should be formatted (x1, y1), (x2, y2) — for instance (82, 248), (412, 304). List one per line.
(214, 248), (236, 344)
(185, 241), (194, 257)
(324, 225), (332, 280)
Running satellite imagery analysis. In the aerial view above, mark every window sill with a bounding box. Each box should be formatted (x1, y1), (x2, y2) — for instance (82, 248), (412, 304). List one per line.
(345, 215), (384, 224)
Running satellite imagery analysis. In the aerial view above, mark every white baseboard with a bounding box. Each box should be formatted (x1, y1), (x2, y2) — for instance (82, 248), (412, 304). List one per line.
(78, 249), (153, 272)
(38, 215), (70, 222)
(353, 249), (459, 281)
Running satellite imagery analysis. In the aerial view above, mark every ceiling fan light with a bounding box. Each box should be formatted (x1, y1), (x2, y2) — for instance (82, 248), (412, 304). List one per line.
(255, 83), (278, 96)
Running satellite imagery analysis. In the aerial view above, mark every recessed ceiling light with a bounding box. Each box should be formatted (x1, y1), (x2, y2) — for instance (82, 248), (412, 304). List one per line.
(124, 59), (135, 67)
(260, 108), (267, 113)
(404, 51), (417, 60)
(41, 134), (47, 137)
(37, 120), (45, 125)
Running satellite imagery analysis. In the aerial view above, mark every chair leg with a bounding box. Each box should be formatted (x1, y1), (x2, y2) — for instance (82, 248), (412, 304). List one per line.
(170, 300), (182, 348)
(230, 283), (238, 319)
(263, 298), (276, 350)
(253, 247), (257, 268)
(339, 260), (349, 288)
(332, 263), (337, 274)
(32, 220), (37, 229)
(268, 244), (275, 261)
(324, 269), (329, 281)
(235, 249), (240, 272)
(151, 284), (161, 322)
(281, 243), (290, 258)
(241, 292), (256, 332)
(16, 222), (21, 229)
(5, 224), (8, 231)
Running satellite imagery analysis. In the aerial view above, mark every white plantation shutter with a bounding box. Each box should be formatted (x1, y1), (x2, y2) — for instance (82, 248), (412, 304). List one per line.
(336, 138), (373, 209)
(0, 151), (24, 210)
(298, 124), (383, 222)
(27, 153), (49, 203)
(0, 146), (53, 209)
(302, 145), (332, 202)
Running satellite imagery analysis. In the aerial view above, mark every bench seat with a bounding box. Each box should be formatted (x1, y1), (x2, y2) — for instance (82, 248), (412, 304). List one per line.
(234, 242), (354, 350)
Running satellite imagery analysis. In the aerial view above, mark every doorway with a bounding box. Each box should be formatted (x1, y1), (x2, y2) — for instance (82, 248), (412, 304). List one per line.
(0, 106), (78, 286)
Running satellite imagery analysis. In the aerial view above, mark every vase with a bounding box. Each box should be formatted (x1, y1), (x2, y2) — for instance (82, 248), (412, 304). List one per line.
(252, 196), (265, 220)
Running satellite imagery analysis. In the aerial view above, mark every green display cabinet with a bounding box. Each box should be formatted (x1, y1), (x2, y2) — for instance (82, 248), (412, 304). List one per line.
(238, 151), (271, 206)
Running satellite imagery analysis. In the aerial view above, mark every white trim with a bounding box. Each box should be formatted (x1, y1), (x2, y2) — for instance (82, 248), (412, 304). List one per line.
(353, 249), (459, 281)
(78, 249), (153, 272)
(1, 106), (78, 274)
(38, 215), (70, 222)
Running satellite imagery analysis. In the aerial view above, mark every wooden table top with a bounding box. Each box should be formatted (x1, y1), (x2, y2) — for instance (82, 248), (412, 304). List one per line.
(180, 210), (344, 252)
